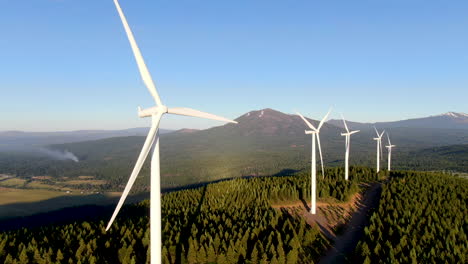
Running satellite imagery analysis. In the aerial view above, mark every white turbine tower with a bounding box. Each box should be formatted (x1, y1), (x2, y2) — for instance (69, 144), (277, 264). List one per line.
(106, 1), (237, 263)
(340, 115), (359, 181)
(385, 134), (396, 171)
(373, 127), (385, 173)
(297, 109), (331, 214)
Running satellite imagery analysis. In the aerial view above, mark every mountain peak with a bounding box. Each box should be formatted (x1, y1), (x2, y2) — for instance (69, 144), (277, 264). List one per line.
(241, 108), (287, 119)
(439, 112), (468, 118)
(229, 108), (319, 137)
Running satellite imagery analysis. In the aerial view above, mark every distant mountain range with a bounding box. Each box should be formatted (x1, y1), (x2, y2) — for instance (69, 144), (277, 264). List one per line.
(0, 128), (173, 151)
(328, 112), (468, 130)
(0, 109), (466, 189)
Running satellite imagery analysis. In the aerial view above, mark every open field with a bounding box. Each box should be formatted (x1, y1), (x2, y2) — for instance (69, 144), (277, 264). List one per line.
(64, 179), (107, 185)
(0, 176), (122, 220)
(0, 178), (27, 187)
(0, 187), (126, 219)
(0, 176), (109, 191)
(0, 187), (65, 206)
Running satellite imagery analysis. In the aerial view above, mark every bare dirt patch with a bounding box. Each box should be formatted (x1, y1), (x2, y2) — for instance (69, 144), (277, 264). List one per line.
(272, 182), (382, 263)
(78, 176), (95, 179)
(272, 187), (365, 240)
(31, 176), (53, 180)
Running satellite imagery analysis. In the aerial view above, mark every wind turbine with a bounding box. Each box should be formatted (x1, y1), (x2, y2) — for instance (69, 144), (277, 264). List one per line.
(385, 134), (396, 171)
(340, 115), (359, 180)
(106, 1), (237, 263)
(297, 109), (331, 214)
(373, 127), (385, 173)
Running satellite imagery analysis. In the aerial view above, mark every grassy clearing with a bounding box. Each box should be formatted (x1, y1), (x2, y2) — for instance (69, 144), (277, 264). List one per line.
(0, 188), (123, 219)
(25, 181), (67, 191)
(64, 180), (107, 185)
(0, 178), (27, 187)
(77, 176), (95, 179)
(0, 188), (65, 206)
(31, 176), (52, 180)
(0, 174), (13, 180)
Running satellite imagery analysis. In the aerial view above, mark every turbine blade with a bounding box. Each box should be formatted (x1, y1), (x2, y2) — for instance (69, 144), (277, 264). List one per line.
(380, 130), (386, 138)
(106, 114), (162, 231)
(318, 108), (332, 130)
(341, 114), (349, 133)
(387, 133), (391, 145)
(350, 130), (360, 135)
(167, 107), (237, 123)
(113, 0), (163, 106)
(316, 133), (325, 178)
(374, 126), (379, 136)
(296, 112), (317, 130)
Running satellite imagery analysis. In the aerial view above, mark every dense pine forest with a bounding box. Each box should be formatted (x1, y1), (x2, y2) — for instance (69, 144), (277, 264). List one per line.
(0, 167), (380, 264)
(1, 169), (466, 263)
(354, 171), (467, 263)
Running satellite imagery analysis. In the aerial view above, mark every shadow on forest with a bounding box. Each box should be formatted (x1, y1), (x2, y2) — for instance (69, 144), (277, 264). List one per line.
(161, 168), (304, 194)
(0, 192), (149, 232)
(316, 221), (334, 241)
(272, 168), (301, 177)
(0, 167), (305, 233)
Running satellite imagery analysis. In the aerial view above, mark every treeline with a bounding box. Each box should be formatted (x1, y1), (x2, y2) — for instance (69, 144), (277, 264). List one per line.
(0, 167), (381, 263)
(354, 171), (467, 263)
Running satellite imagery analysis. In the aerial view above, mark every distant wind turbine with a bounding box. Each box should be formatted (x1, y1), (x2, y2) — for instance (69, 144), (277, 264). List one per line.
(340, 115), (359, 180)
(385, 134), (396, 171)
(106, 1), (237, 263)
(373, 127), (385, 173)
(297, 109), (332, 214)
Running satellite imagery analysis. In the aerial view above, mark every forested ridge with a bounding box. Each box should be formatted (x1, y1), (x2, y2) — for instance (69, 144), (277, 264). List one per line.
(354, 171), (467, 263)
(0, 167), (381, 263)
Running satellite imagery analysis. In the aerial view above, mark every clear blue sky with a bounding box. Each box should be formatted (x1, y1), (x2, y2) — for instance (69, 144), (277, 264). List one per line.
(1, 0), (467, 131)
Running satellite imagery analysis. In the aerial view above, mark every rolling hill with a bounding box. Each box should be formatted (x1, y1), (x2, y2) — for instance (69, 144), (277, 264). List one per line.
(328, 112), (468, 130)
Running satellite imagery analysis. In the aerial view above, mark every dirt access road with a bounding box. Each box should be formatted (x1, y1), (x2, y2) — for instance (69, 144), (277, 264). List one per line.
(273, 182), (383, 264)
(318, 182), (382, 264)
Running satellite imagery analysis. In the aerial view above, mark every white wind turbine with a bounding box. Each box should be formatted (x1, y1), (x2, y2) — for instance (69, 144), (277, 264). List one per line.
(373, 127), (385, 173)
(297, 109), (331, 214)
(106, 1), (237, 263)
(340, 115), (359, 181)
(385, 134), (396, 171)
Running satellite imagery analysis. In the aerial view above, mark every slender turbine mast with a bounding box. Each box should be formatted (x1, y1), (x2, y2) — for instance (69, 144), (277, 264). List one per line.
(385, 134), (396, 171)
(297, 109), (331, 214)
(373, 127), (385, 173)
(340, 115), (359, 180)
(107, 1), (237, 263)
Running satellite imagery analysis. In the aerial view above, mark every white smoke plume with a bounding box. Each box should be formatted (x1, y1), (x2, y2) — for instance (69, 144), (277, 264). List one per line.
(39, 148), (79, 162)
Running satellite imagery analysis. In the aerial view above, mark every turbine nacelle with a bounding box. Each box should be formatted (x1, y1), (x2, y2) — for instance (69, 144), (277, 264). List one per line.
(138, 105), (237, 123)
(341, 130), (359, 136)
(138, 106), (168, 118)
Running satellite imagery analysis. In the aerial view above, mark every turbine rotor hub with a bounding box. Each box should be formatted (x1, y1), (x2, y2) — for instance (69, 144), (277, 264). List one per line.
(138, 105), (168, 118)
